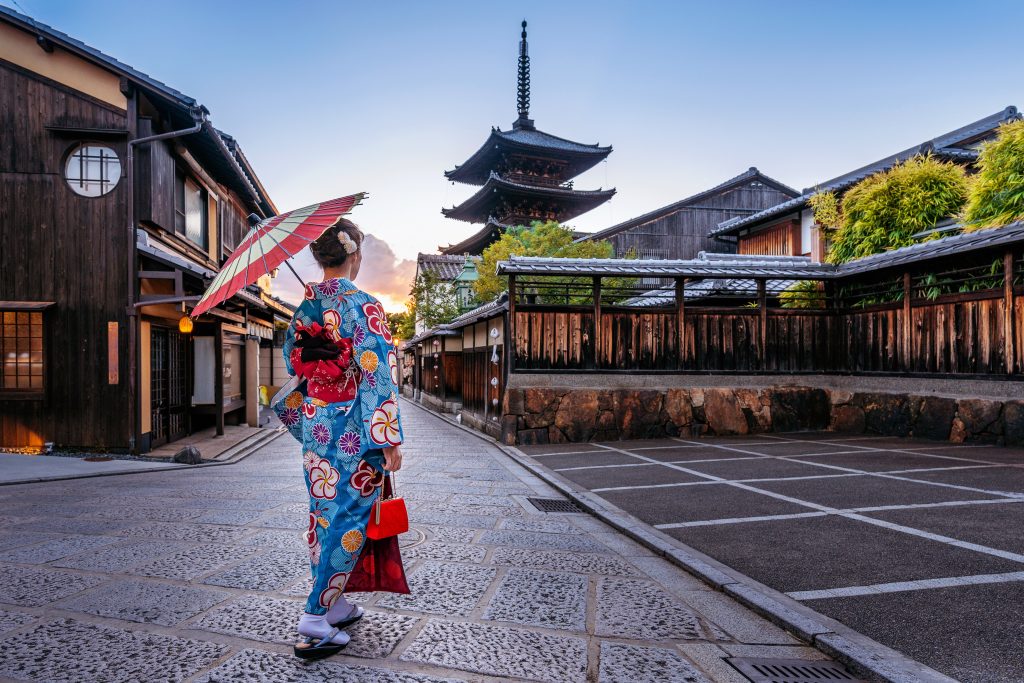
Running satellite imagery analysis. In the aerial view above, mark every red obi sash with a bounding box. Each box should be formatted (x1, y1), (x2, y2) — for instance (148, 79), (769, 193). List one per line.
(289, 321), (359, 403)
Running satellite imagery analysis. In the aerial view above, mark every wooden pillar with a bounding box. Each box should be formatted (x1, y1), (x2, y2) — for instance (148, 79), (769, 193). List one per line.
(438, 340), (446, 403)
(757, 279), (767, 369)
(507, 274), (517, 372)
(1005, 250), (1016, 375)
(675, 277), (685, 369)
(244, 336), (259, 427)
(902, 272), (912, 372)
(214, 322), (224, 436)
(593, 276), (602, 368)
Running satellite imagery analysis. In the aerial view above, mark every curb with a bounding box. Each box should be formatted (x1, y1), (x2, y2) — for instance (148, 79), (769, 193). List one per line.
(0, 429), (285, 487)
(412, 401), (957, 683)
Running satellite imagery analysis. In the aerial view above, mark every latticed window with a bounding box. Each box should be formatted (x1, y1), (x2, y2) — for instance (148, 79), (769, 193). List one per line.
(64, 144), (121, 197)
(1, 310), (45, 395)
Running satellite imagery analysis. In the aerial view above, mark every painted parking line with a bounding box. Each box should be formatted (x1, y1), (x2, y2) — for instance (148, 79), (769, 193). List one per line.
(552, 448), (895, 472)
(787, 571), (1024, 601)
(653, 497), (1024, 529)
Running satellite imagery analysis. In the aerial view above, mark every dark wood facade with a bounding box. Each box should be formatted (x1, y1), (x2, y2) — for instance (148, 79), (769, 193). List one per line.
(0, 10), (281, 452)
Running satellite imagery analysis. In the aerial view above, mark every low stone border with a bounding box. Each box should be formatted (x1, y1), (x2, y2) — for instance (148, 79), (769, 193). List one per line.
(420, 402), (959, 683)
(0, 429), (284, 487)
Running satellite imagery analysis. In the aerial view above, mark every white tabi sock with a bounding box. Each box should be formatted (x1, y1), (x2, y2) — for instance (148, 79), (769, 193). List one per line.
(297, 613), (350, 645)
(324, 595), (360, 624)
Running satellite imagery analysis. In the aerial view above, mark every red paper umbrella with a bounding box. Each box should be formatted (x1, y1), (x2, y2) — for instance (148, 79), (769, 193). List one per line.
(191, 193), (366, 318)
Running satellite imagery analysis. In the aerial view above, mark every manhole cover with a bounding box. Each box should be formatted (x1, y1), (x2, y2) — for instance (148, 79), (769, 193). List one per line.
(527, 497), (583, 514)
(727, 658), (866, 683)
(399, 527), (426, 549)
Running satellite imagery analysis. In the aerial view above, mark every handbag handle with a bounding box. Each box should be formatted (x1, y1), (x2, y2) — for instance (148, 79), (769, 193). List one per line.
(373, 471), (396, 526)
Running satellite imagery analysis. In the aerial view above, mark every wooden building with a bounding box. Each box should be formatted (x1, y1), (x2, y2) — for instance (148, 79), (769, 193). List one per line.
(0, 7), (286, 453)
(709, 107), (1021, 260)
(580, 167), (797, 261)
(441, 22), (614, 255)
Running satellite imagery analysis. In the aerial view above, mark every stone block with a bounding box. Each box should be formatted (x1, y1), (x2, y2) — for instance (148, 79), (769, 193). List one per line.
(479, 529), (608, 553)
(60, 579), (229, 627)
(858, 392), (912, 436)
(196, 648), (460, 683)
(523, 388), (563, 428)
(0, 534), (120, 564)
(505, 388), (525, 415)
(483, 568), (587, 630)
(173, 446), (202, 464)
(772, 388), (829, 432)
(596, 576), (706, 640)
(554, 389), (600, 441)
(1004, 401), (1024, 446)
(957, 398), (1003, 437)
(665, 389), (694, 431)
(703, 389), (748, 436)
(913, 395), (956, 440)
(491, 547), (642, 576)
(517, 428), (549, 446)
(203, 549), (308, 591)
(830, 402), (865, 433)
(0, 609), (34, 635)
(377, 561), (496, 616)
(598, 642), (711, 683)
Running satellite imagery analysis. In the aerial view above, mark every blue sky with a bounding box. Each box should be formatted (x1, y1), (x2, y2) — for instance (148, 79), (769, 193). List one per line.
(9, 0), (1024, 307)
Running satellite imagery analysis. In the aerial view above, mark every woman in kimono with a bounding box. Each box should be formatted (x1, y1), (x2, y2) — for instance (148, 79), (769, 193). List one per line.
(275, 218), (404, 659)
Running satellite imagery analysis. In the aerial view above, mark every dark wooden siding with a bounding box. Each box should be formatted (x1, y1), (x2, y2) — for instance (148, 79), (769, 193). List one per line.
(442, 351), (462, 398)
(739, 219), (800, 256)
(0, 61), (131, 449)
(605, 183), (794, 260)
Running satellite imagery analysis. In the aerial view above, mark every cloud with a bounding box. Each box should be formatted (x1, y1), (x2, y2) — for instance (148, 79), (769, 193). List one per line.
(271, 233), (415, 313)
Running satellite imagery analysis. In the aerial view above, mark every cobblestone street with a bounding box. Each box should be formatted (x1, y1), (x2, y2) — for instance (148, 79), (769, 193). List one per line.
(0, 402), (834, 683)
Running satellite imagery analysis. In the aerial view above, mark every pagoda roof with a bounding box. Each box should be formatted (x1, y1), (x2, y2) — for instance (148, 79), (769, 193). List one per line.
(439, 218), (509, 256)
(442, 172), (616, 225)
(445, 126), (612, 185)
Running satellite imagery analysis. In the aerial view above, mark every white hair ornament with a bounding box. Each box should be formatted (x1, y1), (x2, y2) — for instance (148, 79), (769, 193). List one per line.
(337, 231), (358, 254)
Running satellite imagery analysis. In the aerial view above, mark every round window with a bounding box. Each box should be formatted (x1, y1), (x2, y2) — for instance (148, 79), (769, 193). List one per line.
(64, 144), (121, 197)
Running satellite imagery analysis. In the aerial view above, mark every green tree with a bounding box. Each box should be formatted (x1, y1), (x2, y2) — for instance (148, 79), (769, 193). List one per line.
(964, 119), (1024, 231)
(387, 308), (415, 342)
(827, 156), (968, 264)
(408, 271), (460, 330)
(475, 221), (624, 302)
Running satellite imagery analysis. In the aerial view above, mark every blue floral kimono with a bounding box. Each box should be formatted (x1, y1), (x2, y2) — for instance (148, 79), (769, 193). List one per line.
(273, 277), (404, 616)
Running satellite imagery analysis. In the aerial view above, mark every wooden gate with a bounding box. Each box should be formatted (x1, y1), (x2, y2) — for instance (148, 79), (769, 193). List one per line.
(150, 327), (189, 446)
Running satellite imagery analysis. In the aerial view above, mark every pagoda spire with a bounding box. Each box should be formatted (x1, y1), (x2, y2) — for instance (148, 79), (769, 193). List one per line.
(514, 20), (533, 130)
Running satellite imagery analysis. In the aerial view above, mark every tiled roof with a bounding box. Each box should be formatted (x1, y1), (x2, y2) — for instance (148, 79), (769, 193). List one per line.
(622, 277), (799, 307)
(445, 127), (611, 185)
(449, 292), (509, 327)
(710, 107), (1020, 238)
(582, 168), (799, 242)
(417, 253), (479, 281)
(494, 127), (611, 154)
(442, 172), (615, 224)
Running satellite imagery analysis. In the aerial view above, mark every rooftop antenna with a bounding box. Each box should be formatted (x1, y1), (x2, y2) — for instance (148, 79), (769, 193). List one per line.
(515, 20), (534, 129)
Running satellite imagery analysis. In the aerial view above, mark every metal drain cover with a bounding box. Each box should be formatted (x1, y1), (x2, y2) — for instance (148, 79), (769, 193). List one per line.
(727, 658), (866, 683)
(527, 497), (583, 513)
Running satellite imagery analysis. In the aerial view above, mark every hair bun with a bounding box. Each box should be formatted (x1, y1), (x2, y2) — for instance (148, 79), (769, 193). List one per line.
(337, 231), (358, 254)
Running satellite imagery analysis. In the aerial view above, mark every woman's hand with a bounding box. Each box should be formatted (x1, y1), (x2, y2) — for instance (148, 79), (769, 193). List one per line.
(382, 445), (403, 472)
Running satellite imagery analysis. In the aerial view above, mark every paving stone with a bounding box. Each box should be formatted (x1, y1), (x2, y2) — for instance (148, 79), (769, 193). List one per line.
(117, 521), (242, 544)
(16, 517), (135, 535)
(596, 576), (706, 640)
(491, 547), (642, 576)
(478, 529), (608, 553)
(191, 594), (304, 644)
(417, 502), (524, 518)
(397, 489), (453, 503)
(252, 512), (304, 529)
(456, 494), (520, 506)
(282, 575), (314, 597)
(401, 618), (587, 682)
(60, 578), (230, 626)
(401, 540), (487, 563)
(0, 531), (65, 551)
(51, 539), (191, 572)
(677, 644), (749, 683)
(425, 526), (477, 543)
(0, 608), (36, 634)
(239, 528), (305, 549)
(196, 509), (263, 525)
(344, 610), (419, 658)
(679, 590), (800, 645)
(128, 543), (257, 580)
(0, 563), (106, 606)
(203, 549), (308, 591)
(378, 561), (496, 616)
(194, 647), (464, 683)
(85, 505), (206, 522)
(500, 517), (579, 534)
(627, 556), (714, 592)
(0, 534), (121, 564)
(598, 642), (711, 683)
(483, 568), (587, 630)
(0, 618), (228, 683)
(412, 510), (497, 529)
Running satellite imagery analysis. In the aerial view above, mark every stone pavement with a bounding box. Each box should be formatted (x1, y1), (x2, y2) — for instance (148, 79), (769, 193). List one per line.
(0, 402), (837, 683)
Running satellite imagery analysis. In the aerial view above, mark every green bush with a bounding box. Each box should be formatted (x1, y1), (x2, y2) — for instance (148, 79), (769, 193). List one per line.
(807, 190), (841, 235)
(963, 119), (1024, 231)
(779, 280), (825, 309)
(826, 156), (968, 264)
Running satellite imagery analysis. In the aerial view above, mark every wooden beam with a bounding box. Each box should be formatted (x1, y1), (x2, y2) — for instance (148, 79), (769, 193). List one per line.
(1005, 250), (1016, 374)
(214, 322), (225, 436)
(675, 277), (685, 369)
(902, 272), (912, 371)
(593, 276), (602, 369)
(757, 279), (767, 369)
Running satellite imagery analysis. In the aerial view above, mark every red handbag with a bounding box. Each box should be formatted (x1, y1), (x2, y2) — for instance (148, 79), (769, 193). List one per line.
(366, 473), (408, 540)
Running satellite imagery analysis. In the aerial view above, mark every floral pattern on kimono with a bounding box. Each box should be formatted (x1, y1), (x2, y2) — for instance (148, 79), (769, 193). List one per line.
(272, 277), (404, 615)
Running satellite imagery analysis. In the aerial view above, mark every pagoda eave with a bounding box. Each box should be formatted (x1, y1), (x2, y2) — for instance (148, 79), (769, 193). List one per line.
(439, 220), (508, 255)
(442, 175), (615, 224)
(445, 129), (612, 186)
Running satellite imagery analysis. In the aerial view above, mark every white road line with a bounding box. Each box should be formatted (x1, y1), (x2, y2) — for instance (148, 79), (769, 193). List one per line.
(653, 497), (1024, 529)
(552, 448), (909, 472)
(787, 571), (1024, 601)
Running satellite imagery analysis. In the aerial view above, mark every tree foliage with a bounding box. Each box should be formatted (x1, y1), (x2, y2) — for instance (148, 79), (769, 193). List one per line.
(387, 308), (415, 342)
(826, 156), (968, 264)
(474, 221), (622, 302)
(963, 119), (1024, 231)
(778, 280), (826, 309)
(807, 190), (841, 235)
(408, 271), (460, 330)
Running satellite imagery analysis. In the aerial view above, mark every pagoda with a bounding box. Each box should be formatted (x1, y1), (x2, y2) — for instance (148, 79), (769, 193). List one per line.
(440, 21), (615, 255)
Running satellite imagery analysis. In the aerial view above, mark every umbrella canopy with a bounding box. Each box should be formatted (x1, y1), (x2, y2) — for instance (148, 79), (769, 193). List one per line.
(190, 193), (365, 318)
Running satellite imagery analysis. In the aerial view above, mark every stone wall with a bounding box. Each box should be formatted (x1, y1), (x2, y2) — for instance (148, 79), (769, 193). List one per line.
(500, 385), (1024, 447)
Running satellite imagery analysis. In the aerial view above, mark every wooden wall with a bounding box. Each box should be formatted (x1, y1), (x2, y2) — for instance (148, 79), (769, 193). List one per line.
(0, 60), (131, 448)
(738, 219), (800, 256)
(605, 182), (794, 260)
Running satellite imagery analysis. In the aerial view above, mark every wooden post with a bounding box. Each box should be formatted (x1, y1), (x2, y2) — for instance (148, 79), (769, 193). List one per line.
(1005, 250), (1016, 374)
(507, 274), (517, 372)
(593, 276), (602, 368)
(244, 336), (259, 427)
(757, 279), (767, 369)
(438, 341), (446, 403)
(675, 277), (685, 368)
(214, 322), (224, 436)
(902, 272), (912, 372)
